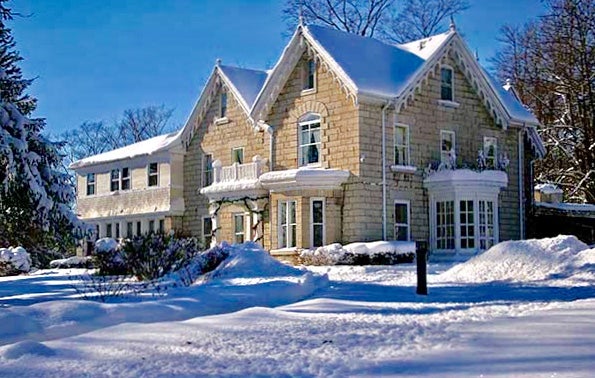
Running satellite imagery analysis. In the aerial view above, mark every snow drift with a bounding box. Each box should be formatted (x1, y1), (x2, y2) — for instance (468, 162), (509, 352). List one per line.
(439, 235), (593, 284)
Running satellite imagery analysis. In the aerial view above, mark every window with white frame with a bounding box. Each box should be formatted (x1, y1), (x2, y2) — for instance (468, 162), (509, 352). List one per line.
(203, 217), (213, 247)
(202, 154), (213, 186)
(279, 200), (297, 248)
(233, 213), (245, 244)
(311, 199), (325, 247)
(436, 201), (455, 250)
(121, 167), (131, 190)
(298, 113), (321, 166)
(303, 59), (316, 91)
(126, 222), (133, 238)
(115, 223), (120, 239)
(86, 173), (96, 196)
(110, 169), (120, 192)
(231, 147), (244, 165)
(483, 137), (498, 169)
(440, 130), (456, 165)
(148, 162), (159, 187)
(149, 220), (155, 234)
(394, 201), (410, 241)
(440, 66), (454, 101)
(459, 200), (475, 249)
(106, 223), (113, 238)
(479, 200), (495, 250)
(394, 124), (410, 166)
(219, 91), (227, 118)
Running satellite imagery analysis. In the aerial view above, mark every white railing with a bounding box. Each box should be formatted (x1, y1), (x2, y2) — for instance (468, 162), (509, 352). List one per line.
(212, 155), (264, 184)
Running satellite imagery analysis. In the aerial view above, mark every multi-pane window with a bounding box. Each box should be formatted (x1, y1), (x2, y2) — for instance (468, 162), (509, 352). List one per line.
(303, 59), (316, 91)
(311, 199), (325, 247)
(232, 147), (244, 164)
(220, 92), (227, 118)
(202, 154), (213, 186)
(436, 201), (455, 250)
(203, 217), (213, 247)
(136, 221), (142, 236)
(394, 201), (410, 241)
(121, 167), (131, 190)
(110, 169), (120, 192)
(299, 113), (321, 166)
(441, 66), (454, 101)
(149, 220), (155, 234)
(159, 219), (164, 234)
(126, 222), (133, 239)
(86, 173), (96, 195)
(440, 130), (456, 165)
(106, 223), (113, 238)
(483, 137), (498, 169)
(233, 213), (245, 244)
(394, 124), (410, 165)
(148, 163), (158, 187)
(279, 200), (297, 248)
(479, 200), (495, 250)
(459, 200), (475, 249)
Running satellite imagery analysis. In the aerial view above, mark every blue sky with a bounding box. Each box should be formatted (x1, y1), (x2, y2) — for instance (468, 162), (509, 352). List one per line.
(9, 0), (546, 136)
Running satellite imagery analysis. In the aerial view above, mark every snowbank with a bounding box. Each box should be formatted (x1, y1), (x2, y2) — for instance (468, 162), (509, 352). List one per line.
(301, 241), (416, 265)
(0, 246), (31, 273)
(439, 235), (591, 284)
(343, 240), (416, 255)
(49, 256), (93, 269)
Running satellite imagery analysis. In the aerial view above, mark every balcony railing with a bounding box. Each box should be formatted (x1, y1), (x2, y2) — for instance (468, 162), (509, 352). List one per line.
(212, 155), (264, 184)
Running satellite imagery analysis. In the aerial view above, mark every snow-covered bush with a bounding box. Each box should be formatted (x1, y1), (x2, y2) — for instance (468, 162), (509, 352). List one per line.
(49, 256), (93, 269)
(300, 241), (416, 266)
(92, 238), (128, 276)
(0, 246), (32, 275)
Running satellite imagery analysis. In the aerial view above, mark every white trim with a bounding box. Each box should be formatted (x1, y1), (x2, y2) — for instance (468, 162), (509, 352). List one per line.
(310, 197), (325, 248)
(260, 167), (350, 192)
(437, 99), (460, 108)
(214, 116), (229, 125)
(394, 123), (410, 166)
(440, 130), (456, 164)
(440, 64), (455, 102)
(390, 165), (417, 174)
(394, 200), (411, 241)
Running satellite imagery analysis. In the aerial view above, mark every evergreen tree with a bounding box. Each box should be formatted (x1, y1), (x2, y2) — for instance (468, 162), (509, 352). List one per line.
(0, 0), (83, 256)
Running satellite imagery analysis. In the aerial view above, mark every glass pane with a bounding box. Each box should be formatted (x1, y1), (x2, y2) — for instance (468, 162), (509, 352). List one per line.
(396, 226), (408, 241)
(280, 202), (287, 226)
(307, 145), (319, 164)
(234, 215), (243, 233)
(149, 163), (158, 174)
(280, 225), (287, 247)
(290, 225), (297, 247)
(312, 128), (321, 143)
(289, 201), (296, 224)
(313, 225), (323, 247)
(395, 204), (407, 224)
(312, 200), (323, 223)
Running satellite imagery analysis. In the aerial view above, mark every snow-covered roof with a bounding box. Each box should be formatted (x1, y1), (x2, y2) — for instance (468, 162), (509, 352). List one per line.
(397, 32), (452, 60)
(305, 25), (427, 98)
(69, 131), (181, 169)
(218, 65), (268, 111)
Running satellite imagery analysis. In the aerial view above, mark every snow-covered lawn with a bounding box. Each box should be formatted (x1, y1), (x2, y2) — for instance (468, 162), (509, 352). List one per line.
(1, 237), (594, 377)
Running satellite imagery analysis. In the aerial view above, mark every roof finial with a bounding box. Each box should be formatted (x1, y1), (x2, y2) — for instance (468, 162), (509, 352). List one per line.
(449, 15), (456, 32)
(298, 5), (304, 26)
(216, 58), (222, 67)
(475, 49), (480, 62)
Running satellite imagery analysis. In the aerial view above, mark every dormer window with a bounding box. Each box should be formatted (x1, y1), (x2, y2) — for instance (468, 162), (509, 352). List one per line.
(302, 59), (316, 93)
(440, 66), (454, 101)
(219, 91), (227, 118)
(298, 113), (321, 166)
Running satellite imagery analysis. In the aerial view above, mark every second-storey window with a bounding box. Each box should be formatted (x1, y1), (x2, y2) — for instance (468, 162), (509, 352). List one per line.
(299, 113), (321, 166)
(86, 173), (96, 195)
(202, 154), (213, 186)
(110, 169), (120, 192)
(121, 167), (131, 190)
(440, 130), (456, 165)
(148, 163), (158, 187)
(232, 147), (244, 164)
(394, 124), (410, 165)
(219, 91), (227, 118)
(441, 66), (454, 101)
(483, 137), (498, 169)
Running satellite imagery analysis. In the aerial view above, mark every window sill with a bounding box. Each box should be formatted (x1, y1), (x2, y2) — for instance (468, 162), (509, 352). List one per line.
(390, 165), (417, 174)
(301, 88), (316, 96)
(214, 117), (229, 125)
(437, 100), (460, 109)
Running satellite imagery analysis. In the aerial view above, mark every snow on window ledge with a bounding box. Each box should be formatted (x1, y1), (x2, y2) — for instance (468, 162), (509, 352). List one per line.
(390, 165), (417, 174)
(214, 117), (229, 125)
(301, 88), (316, 96)
(437, 100), (460, 109)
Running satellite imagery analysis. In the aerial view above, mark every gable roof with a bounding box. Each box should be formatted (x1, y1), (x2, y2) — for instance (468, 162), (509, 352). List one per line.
(69, 131), (181, 170)
(218, 65), (268, 111)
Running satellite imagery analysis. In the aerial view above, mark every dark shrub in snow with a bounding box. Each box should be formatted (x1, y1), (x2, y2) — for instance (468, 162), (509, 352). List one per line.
(93, 238), (128, 276)
(300, 242), (415, 266)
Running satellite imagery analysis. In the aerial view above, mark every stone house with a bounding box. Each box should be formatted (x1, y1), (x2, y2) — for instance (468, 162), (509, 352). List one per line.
(71, 23), (545, 259)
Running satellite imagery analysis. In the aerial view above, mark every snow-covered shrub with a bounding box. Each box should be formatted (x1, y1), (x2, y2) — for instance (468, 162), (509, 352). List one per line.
(49, 256), (93, 269)
(300, 241), (415, 266)
(0, 246), (32, 275)
(120, 234), (202, 281)
(171, 244), (230, 286)
(93, 238), (128, 276)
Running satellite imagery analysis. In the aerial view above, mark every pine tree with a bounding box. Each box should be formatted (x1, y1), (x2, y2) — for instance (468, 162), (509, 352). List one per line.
(0, 0), (83, 257)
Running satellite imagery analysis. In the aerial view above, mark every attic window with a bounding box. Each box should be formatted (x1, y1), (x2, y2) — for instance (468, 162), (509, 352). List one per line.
(441, 66), (454, 101)
(302, 59), (316, 93)
(219, 91), (228, 118)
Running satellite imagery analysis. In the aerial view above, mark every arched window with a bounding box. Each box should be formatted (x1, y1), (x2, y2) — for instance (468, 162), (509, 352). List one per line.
(298, 113), (321, 166)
